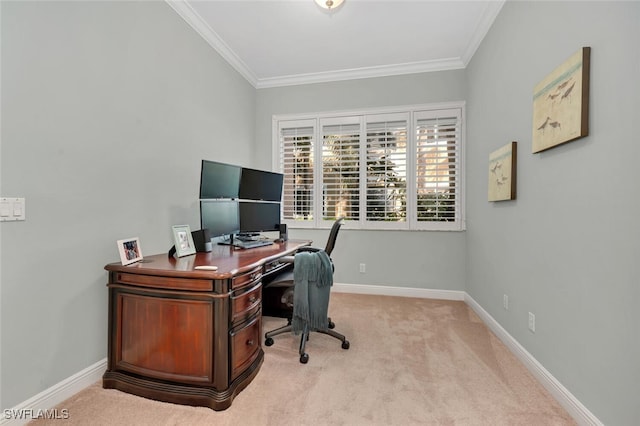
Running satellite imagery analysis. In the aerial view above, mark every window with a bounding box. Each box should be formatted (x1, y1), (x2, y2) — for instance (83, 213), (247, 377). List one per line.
(274, 103), (464, 231)
(279, 120), (315, 221)
(414, 110), (461, 226)
(365, 114), (408, 223)
(321, 118), (360, 222)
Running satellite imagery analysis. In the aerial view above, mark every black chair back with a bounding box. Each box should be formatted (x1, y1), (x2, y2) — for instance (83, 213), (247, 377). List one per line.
(324, 217), (344, 256)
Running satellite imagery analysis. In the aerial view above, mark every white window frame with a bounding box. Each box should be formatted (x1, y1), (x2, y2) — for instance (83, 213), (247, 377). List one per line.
(272, 102), (465, 231)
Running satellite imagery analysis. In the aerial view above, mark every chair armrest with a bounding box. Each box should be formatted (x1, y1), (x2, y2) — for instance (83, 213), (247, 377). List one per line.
(276, 248), (322, 266)
(295, 246), (335, 272)
(297, 246), (322, 253)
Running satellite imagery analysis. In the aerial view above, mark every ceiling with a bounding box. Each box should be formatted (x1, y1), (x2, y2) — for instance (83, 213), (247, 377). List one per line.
(167, 0), (505, 88)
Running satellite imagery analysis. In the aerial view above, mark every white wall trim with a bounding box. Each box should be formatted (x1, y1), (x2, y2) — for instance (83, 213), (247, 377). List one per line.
(164, 1), (493, 89)
(461, 0), (506, 65)
(0, 359), (107, 426)
(333, 282), (465, 301)
(336, 283), (601, 425)
(1, 286), (601, 426)
(464, 294), (603, 426)
(254, 58), (466, 89)
(164, 0), (258, 87)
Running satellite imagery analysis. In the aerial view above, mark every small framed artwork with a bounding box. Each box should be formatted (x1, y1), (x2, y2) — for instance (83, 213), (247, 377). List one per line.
(117, 237), (143, 265)
(172, 225), (196, 257)
(488, 141), (517, 202)
(532, 46), (590, 153)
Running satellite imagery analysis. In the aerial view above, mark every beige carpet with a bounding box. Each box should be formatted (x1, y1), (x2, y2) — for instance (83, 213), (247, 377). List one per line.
(30, 293), (575, 426)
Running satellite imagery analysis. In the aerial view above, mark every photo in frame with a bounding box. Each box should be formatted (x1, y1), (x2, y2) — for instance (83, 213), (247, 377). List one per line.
(172, 224), (196, 257)
(117, 237), (143, 265)
(532, 47), (590, 153)
(488, 141), (517, 202)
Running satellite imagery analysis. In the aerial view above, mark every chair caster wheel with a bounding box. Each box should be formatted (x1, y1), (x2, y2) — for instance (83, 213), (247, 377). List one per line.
(328, 320), (335, 329)
(265, 337), (274, 347)
(300, 353), (309, 364)
(342, 340), (350, 350)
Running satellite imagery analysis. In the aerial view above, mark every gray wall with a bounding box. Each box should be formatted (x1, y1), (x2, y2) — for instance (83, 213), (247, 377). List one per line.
(0, 1), (255, 408)
(2, 1), (638, 424)
(465, 2), (640, 425)
(256, 72), (468, 289)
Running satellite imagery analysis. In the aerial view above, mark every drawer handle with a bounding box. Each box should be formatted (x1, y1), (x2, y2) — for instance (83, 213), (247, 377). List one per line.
(246, 339), (254, 346)
(249, 296), (257, 303)
(250, 272), (259, 281)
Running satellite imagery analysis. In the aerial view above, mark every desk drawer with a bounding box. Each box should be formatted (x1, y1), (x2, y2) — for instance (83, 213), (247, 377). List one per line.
(116, 272), (213, 291)
(231, 283), (261, 323)
(230, 315), (261, 380)
(231, 267), (262, 289)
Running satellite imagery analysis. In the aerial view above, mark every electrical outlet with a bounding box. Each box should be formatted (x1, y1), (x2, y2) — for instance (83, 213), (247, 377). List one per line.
(359, 263), (366, 273)
(528, 312), (536, 333)
(503, 294), (509, 310)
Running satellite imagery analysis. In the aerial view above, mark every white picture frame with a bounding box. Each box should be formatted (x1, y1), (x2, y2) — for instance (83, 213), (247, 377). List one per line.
(117, 237), (143, 265)
(172, 225), (196, 257)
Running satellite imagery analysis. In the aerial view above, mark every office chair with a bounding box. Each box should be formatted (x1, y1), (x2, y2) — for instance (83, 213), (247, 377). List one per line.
(263, 217), (350, 364)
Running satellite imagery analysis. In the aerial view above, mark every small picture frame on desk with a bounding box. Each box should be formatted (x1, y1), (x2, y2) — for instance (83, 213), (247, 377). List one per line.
(172, 225), (196, 257)
(117, 237), (143, 265)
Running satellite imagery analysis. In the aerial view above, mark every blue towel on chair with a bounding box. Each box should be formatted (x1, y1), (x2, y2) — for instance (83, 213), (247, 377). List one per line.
(291, 250), (333, 335)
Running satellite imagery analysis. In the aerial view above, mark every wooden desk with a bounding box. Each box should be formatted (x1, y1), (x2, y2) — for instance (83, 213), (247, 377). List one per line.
(103, 239), (310, 410)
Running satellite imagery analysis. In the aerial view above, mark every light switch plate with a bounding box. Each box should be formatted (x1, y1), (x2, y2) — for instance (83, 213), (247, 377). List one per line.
(0, 197), (26, 221)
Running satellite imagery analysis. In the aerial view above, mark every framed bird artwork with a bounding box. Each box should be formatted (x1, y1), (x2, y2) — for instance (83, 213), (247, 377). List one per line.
(488, 142), (517, 202)
(532, 47), (590, 153)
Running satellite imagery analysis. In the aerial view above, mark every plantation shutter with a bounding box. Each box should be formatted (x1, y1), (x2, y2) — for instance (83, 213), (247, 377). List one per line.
(279, 121), (315, 222)
(365, 115), (408, 223)
(321, 119), (361, 222)
(414, 109), (462, 226)
(275, 102), (465, 231)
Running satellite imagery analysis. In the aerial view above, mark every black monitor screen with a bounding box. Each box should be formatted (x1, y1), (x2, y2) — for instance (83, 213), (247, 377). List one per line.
(239, 167), (283, 202)
(239, 202), (281, 233)
(200, 160), (241, 199)
(200, 200), (239, 238)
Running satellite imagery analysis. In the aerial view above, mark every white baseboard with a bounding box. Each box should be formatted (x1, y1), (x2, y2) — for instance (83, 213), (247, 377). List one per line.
(0, 358), (107, 426)
(333, 282), (466, 301)
(463, 294), (603, 426)
(335, 283), (601, 425)
(1, 285), (601, 426)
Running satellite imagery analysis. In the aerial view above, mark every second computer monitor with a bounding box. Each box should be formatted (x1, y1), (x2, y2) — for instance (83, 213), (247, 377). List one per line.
(239, 167), (283, 202)
(238, 202), (280, 234)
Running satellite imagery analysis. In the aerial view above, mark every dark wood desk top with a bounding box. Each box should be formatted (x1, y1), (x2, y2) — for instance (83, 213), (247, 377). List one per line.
(105, 239), (311, 280)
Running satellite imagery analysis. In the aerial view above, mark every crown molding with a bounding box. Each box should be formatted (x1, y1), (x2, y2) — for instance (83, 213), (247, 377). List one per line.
(166, 0), (503, 89)
(255, 58), (466, 89)
(165, 0), (258, 87)
(461, 0), (506, 66)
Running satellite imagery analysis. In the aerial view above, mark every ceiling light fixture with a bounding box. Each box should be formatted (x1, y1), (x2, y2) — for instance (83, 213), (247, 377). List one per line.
(314, 0), (345, 11)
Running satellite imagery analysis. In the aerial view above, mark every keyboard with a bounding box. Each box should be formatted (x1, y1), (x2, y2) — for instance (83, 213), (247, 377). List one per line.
(234, 240), (274, 249)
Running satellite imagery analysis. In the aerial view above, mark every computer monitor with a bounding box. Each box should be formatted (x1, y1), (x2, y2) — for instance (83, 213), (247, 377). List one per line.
(239, 167), (284, 202)
(238, 201), (281, 234)
(200, 160), (241, 199)
(200, 200), (239, 239)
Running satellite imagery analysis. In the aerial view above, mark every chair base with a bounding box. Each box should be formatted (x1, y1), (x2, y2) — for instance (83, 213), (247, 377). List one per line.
(264, 318), (350, 364)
